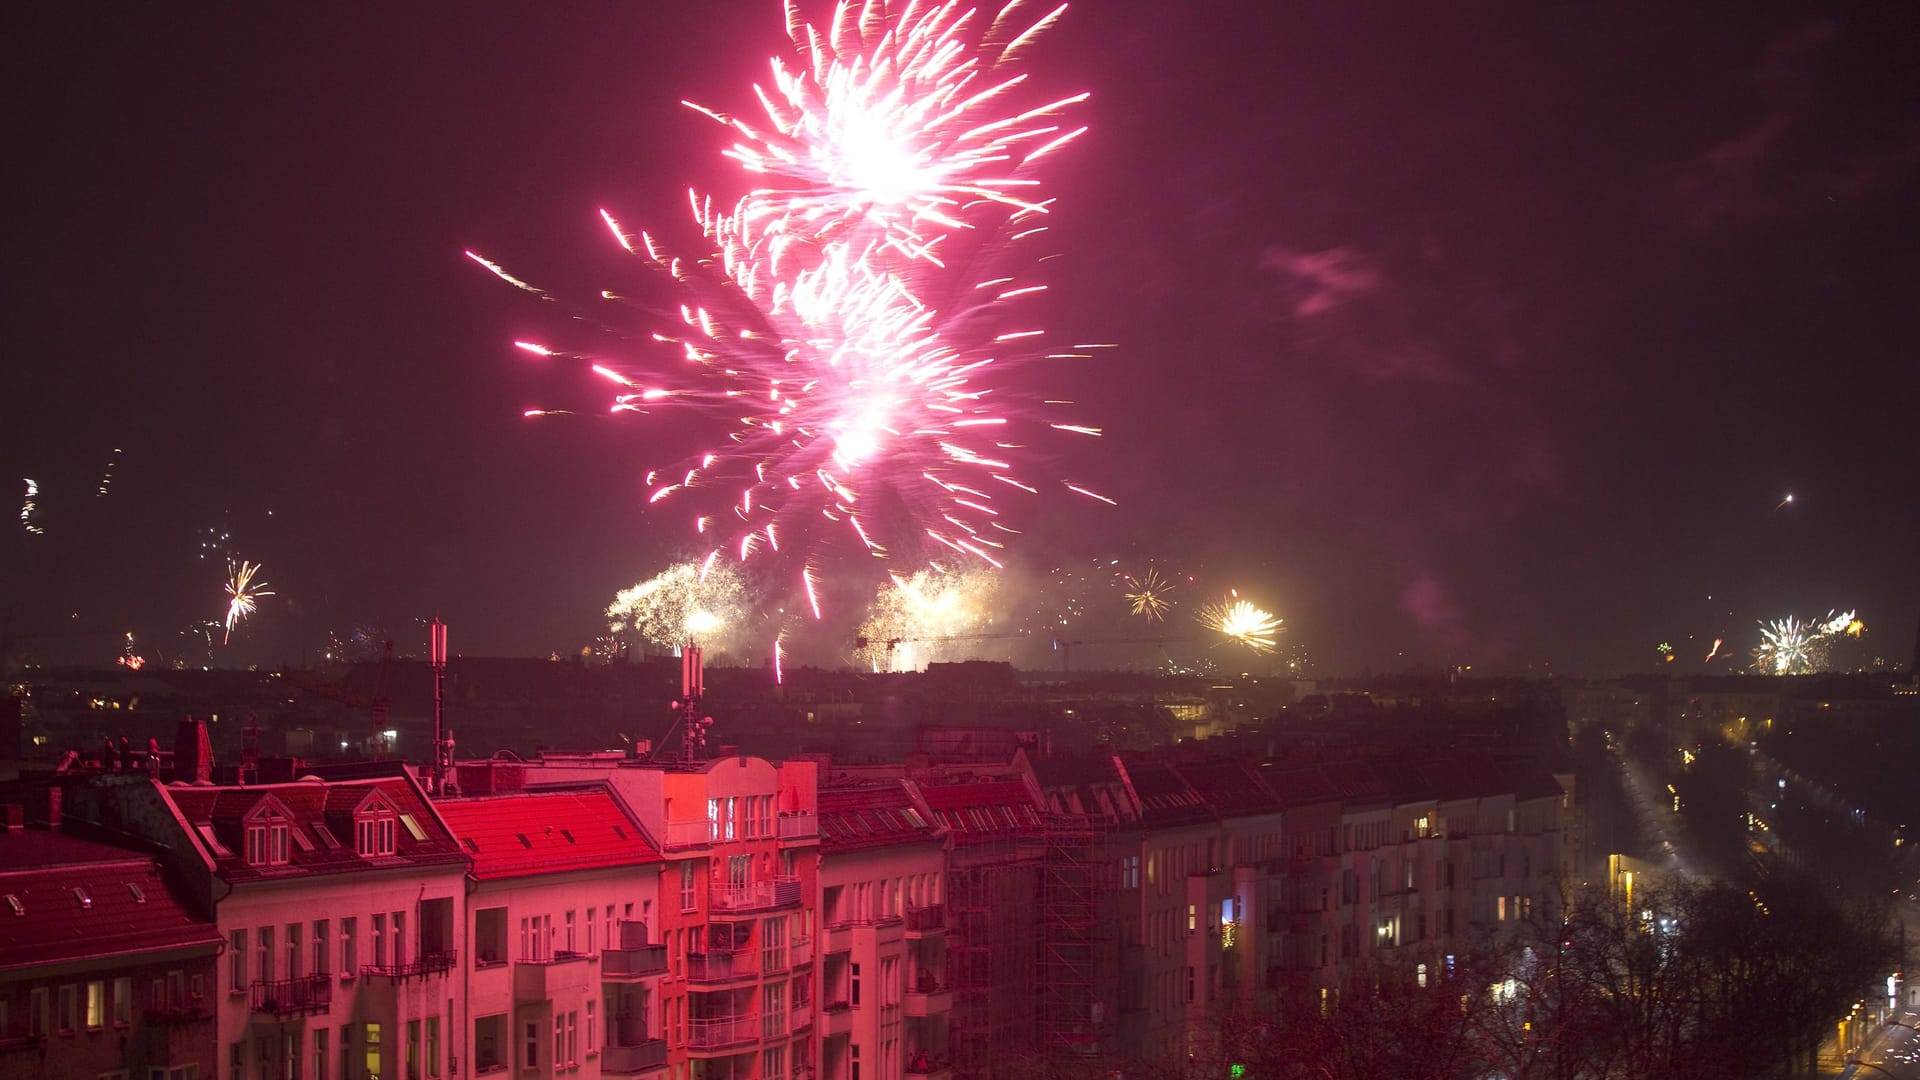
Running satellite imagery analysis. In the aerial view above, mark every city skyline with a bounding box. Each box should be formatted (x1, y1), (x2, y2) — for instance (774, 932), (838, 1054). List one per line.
(5, 2), (1919, 675)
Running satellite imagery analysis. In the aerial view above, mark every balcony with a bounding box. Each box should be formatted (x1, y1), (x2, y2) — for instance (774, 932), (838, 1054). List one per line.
(903, 904), (945, 937)
(904, 980), (952, 1018)
(664, 819), (718, 850)
(250, 975), (331, 1018)
(514, 952), (592, 1000)
(603, 943), (668, 979)
(777, 812), (819, 841)
(142, 1005), (212, 1026)
(819, 1000), (852, 1036)
(709, 875), (802, 915)
(790, 1005), (813, 1033)
(685, 1015), (759, 1052)
(363, 950), (457, 981)
(601, 1039), (669, 1075)
(685, 951), (757, 985)
(789, 937), (814, 968)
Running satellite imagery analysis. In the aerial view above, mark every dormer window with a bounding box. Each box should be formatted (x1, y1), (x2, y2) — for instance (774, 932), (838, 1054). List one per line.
(356, 797), (398, 857)
(244, 801), (292, 867)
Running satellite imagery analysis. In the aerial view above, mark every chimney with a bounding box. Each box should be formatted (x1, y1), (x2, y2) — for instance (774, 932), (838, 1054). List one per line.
(174, 716), (214, 783)
(1, 804), (24, 832)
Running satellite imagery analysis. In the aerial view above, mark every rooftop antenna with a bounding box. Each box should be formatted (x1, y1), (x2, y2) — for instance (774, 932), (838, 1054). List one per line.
(430, 619), (455, 794)
(677, 642), (713, 764)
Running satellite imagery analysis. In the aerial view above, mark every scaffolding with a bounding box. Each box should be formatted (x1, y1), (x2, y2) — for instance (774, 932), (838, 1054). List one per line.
(1039, 812), (1113, 1070)
(946, 834), (1042, 1080)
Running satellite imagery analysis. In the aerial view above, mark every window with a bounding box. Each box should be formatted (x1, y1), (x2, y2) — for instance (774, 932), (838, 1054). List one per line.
(764, 982), (786, 1038)
(231, 930), (248, 992)
(1185, 966), (1196, 1004)
(564, 910), (577, 954)
(29, 987), (49, 1037)
(286, 923), (301, 979)
(59, 983), (78, 1033)
(87, 981), (105, 1029)
(474, 907), (507, 965)
(523, 1020), (540, 1070)
(555, 1011), (577, 1066)
(850, 962), (861, 1007)
(585, 1000), (596, 1055)
(680, 862), (696, 912)
(372, 914), (386, 969)
(425, 1016), (440, 1078)
(764, 1044), (787, 1080)
(340, 918), (357, 977)
(355, 798), (397, 857)
(725, 796), (737, 841)
(313, 1029), (328, 1080)
(339, 1026), (352, 1080)
(406, 1021), (420, 1080)
(363, 1024), (380, 1080)
(114, 976), (131, 1025)
(586, 908), (596, 955)
(244, 802), (292, 868)
(257, 926), (273, 984)
(229, 1043), (244, 1080)
(520, 915), (553, 962)
(391, 910), (405, 966)
(312, 921), (329, 976)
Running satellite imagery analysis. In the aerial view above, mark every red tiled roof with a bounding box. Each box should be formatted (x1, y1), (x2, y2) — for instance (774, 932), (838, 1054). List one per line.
(920, 780), (1043, 843)
(164, 773), (466, 882)
(818, 783), (942, 854)
(437, 787), (659, 880)
(0, 830), (220, 973)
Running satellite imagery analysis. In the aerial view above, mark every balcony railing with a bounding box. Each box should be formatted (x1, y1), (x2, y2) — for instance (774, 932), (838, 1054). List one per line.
(362, 950), (456, 981)
(664, 819), (719, 849)
(685, 951), (755, 984)
(142, 1005), (212, 1026)
(777, 812), (818, 840)
(601, 1039), (668, 1074)
(709, 875), (802, 913)
(249, 975), (331, 1017)
(789, 937), (814, 967)
(685, 1015), (759, 1050)
(791, 1004), (813, 1032)
(903, 904), (945, 933)
(603, 943), (668, 978)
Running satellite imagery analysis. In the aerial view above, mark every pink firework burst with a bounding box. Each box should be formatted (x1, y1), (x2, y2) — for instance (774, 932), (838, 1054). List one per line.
(474, 0), (1107, 607)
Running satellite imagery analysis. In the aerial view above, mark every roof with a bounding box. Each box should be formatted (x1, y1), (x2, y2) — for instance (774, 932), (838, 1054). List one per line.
(1173, 760), (1283, 819)
(1118, 761), (1215, 829)
(818, 783), (943, 855)
(437, 786), (659, 881)
(920, 780), (1043, 843)
(0, 829), (220, 973)
(162, 773), (467, 883)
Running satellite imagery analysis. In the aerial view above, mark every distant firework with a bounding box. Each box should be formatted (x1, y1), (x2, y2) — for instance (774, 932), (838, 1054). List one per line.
(222, 560), (275, 644)
(1752, 609), (1861, 675)
(474, 1), (1104, 607)
(19, 479), (42, 535)
(607, 561), (750, 653)
(856, 568), (1000, 672)
(117, 632), (145, 671)
(1122, 566), (1176, 623)
(1199, 593), (1282, 654)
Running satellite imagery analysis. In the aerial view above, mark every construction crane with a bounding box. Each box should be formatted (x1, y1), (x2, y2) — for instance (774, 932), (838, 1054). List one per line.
(367, 640), (395, 757)
(1049, 636), (1195, 674)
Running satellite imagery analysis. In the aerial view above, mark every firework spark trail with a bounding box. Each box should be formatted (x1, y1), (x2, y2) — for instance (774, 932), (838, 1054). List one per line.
(19, 479), (42, 535)
(1198, 592), (1283, 654)
(608, 561), (751, 652)
(476, 1), (1101, 603)
(222, 560), (275, 645)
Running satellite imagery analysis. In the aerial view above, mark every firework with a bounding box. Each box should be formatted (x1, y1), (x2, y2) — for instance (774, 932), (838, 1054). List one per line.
(607, 561), (750, 652)
(118, 631), (146, 671)
(1122, 565), (1176, 623)
(476, 1), (1101, 603)
(1198, 592), (1282, 654)
(1751, 609), (1860, 675)
(855, 567), (1000, 671)
(19, 479), (42, 535)
(97, 448), (122, 498)
(222, 560), (275, 644)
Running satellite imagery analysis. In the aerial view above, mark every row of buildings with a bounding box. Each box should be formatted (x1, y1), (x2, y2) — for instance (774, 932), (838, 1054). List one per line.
(1, 719), (1573, 1080)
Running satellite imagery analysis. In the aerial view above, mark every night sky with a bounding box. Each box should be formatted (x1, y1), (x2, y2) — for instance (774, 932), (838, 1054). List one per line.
(6, 2), (1918, 675)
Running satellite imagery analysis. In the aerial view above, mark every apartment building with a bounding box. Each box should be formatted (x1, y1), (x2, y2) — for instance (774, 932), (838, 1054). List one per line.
(815, 780), (951, 1080)
(512, 751), (821, 1080)
(436, 777), (666, 1078)
(0, 808), (222, 1080)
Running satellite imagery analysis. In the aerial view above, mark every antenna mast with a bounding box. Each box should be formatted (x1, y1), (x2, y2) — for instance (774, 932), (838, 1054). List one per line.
(430, 619), (455, 794)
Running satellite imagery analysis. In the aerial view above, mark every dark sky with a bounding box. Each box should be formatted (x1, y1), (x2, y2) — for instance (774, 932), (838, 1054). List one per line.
(5, 2), (1918, 675)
